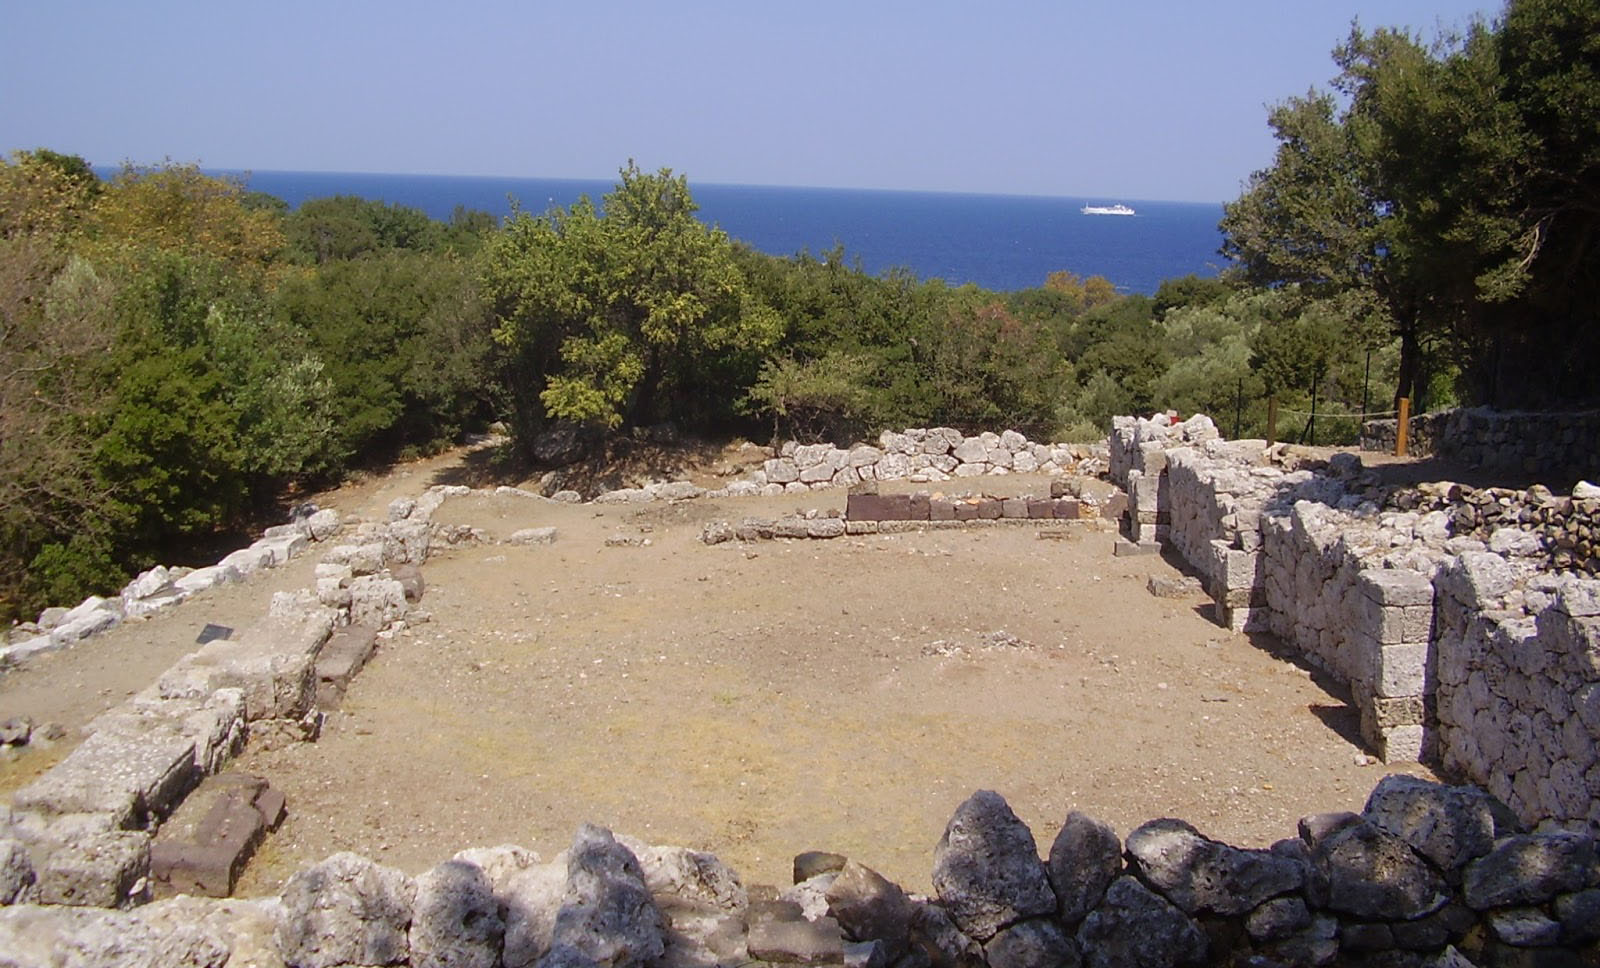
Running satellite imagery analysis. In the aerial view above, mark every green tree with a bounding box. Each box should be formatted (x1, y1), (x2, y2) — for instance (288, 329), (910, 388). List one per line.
(481, 163), (782, 444)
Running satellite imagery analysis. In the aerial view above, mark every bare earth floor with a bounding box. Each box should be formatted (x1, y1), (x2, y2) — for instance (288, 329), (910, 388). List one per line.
(1, 448), (1433, 900)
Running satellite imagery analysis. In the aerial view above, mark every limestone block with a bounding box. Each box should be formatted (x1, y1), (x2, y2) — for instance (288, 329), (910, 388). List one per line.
(765, 459), (800, 484)
(276, 852), (416, 968)
(0, 903), (229, 967)
(11, 712), (199, 826)
(1376, 643), (1427, 698)
(174, 566), (237, 596)
(1360, 568), (1434, 607)
(36, 831), (151, 908)
(799, 462), (835, 484)
(952, 439), (988, 464)
(255, 533), (308, 566)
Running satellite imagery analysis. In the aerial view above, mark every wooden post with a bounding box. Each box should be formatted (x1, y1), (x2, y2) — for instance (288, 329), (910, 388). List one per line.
(1267, 395), (1278, 446)
(1396, 396), (1411, 457)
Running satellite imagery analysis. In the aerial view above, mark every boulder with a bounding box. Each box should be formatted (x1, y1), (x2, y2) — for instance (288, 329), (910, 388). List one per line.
(502, 859), (568, 968)
(410, 859), (505, 968)
(1075, 876), (1206, 968)
(907, 902), (985, 968)
(1313, 820), (1449, 920)
(1124, 818), (1304, 916)
(304, 508), (341, 541)
(533, 423), (593, 465)
(931, 790), (1056, 941)
(275, 852), (416, 968)
(551, 825), (665, 968)
(1243, 896), (1311, 942)
(349, 575), (408, 629)
(1462, 831), (1600, 910)
(824, 861), (913, 955)
(1361, 774), (1498, 873)
(618, 837), (747, 917)
(1046, 811), (1121, 925)
(984, 918), (1080, 968)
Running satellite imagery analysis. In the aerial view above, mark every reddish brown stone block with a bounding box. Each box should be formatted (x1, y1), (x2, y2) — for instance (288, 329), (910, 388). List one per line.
(954, 501), (980, 521)
(908, 493), (932, 520)
(930, 499), (956, 521)
(977, 500), (1003, 520)
(1054, 499), (1081, 519)
(1027, 500), (1055, 519)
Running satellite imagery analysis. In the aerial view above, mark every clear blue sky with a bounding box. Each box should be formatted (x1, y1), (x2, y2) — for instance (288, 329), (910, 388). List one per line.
(2, 0), (1499, 203)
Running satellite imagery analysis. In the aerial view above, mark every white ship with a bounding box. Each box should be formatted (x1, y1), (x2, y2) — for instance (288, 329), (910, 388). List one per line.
(1081, 203), (1136, 216)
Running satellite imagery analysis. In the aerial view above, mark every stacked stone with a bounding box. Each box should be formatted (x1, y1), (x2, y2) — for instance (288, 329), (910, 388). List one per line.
(1433, 554), (1600, 831)
(1, 505), (342, 667)
(1389, 479), (1600, 578)
(0, 496), (444, 911)
(6, 776), (1598, 967)
(1362, 406), (1600, 480)
(1107, 412), (1220, 490)
(750, 428), (1104, 497)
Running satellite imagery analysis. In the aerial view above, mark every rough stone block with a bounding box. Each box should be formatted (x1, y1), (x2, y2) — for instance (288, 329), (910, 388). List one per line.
(807, 518), (845, 539)
(1113, 539), (1160, 557)
(150, 775), (279, 899)
(36, 831), (151, 907)
(1376, 644), (1427, 698)
(976, 500), (1003, 520)
(844, 521), (879, 535)
(1000, 498), (1028, 519)
(1053, 499), (1080, 519)
(1361, 569), (1435, 607)
(1026, 500), (1054, 519)
(11, 716), (199, 826)
(929, 499), (956, 522)
(1380, 724), (1427, 763)
(954, 502), (979, 521)
(908, 493), (931, 520)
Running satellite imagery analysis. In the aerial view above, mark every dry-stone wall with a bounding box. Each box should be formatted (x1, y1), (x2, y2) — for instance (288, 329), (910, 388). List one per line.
(1, 506), (343, 668)
(1123, 411), (1600, 832)
(1361, 406), (1600, 481)
(3, 777), (1598, 968)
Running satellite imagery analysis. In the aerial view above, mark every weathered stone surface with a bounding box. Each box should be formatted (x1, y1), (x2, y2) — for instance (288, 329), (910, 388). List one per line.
(314, 625), (379, 707)
(824, 861), (913, 955)
(795, 851), (849, 884)
(1075, 876), (1206, 968)
(138, 895), (286, 968)
(908, 902), (985, 968)
(748, 915), (845, 964)
(984, 917), (1080, 968)
(36, 830), (150, 908)
(932, 790), (1056, 941)
(780, 872), (837, 921)
(1047, 811), (1121, 925)
(1362, 774), (1498, 873)
(0, 903), (230, 968)
(1313, 820), (1449, 920)
(1487, 906), (1562, 947)
(1462, 832), (1600, 910)
(552, 825), (665, 968)
(619, 837), (747, 917)
(503, 859), (567, 968)
(1555, 888), (1600, 944)
(1125, 818), (1303, 916)
(275, 852), (416, 968)
(349, 575), (408, 629)
(0, 838), (34, 904)
(1244, 896), (1310, 942)
(410, 859), (505, 968)
(510, 527), (560, 546)
(149, 774), (278, 899)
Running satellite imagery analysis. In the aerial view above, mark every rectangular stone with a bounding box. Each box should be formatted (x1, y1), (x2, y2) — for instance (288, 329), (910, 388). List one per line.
(977, 500), (1003, 520)
(954, 502), (979, 521)
(907, 493), (931, 520)
(1113, 539), (1160, 557)
(929, 499), (956, 521)
(1101, 494), (1129, 521)
(843, 520), (878, 535)
(1376, 643), (1427, 698)
(36, 831), (150, 907)
(1000, 498), (1028, 519)
(1401, 605), (1432, 643)
(1359, 568), (1435, 607)
(315, 625), (380, 709)
(1053, 499), (1080, 519)
(1027, 500), (1054, 519)
(845, 493), (912, 521)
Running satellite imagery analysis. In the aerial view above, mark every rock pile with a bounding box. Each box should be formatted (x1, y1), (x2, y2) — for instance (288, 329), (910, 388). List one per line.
(4, 776), (1597, 968)
(745, 429), (1105, 497)
(1389, 480), (1600, 578)
(2, 505), (343, 667)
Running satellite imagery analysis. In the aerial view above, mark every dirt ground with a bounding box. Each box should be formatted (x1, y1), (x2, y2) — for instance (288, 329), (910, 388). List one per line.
(2, 442), (1434, 900)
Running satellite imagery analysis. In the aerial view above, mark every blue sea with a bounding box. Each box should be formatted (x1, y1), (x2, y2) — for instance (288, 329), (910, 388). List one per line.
(229, 170), (1226, 296)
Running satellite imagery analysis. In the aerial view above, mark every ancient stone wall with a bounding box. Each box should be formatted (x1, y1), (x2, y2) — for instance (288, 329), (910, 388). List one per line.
(1361, 406), (1600, 481)
(1126, 413), (1600, 825)
(3, 778), (1597, 968)
(1433, 555), (1600, 831)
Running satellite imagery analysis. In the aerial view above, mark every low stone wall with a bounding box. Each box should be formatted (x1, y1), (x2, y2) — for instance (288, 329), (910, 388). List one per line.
(1361, 406), (1600, 481)
(3, 776), (1597, 968)
(2, 506), (343, 668)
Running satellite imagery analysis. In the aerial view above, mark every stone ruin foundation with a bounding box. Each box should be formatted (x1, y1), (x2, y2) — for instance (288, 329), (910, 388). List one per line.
(0, 419), (1597, 967)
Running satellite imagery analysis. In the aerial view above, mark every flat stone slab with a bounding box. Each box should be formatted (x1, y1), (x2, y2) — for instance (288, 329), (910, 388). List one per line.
(315, 625), (380, 708)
